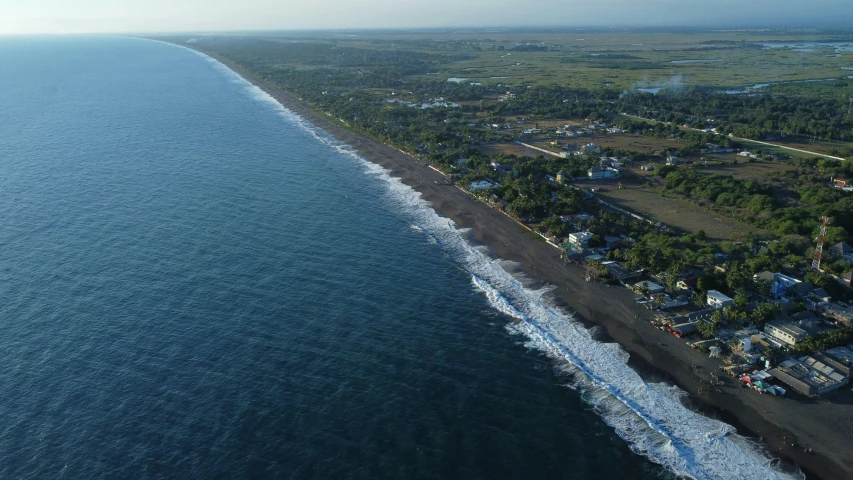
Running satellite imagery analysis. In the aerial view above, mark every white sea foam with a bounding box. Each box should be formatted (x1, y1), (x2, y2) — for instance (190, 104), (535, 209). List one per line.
(163, 40), (804, 480)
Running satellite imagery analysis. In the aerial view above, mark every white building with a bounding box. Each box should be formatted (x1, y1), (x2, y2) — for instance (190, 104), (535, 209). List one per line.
(568, 231), (594, 248)
(706, 290), (734, 309)
(765, 320), (808, 346)
(634, 280), (665, 295)
(470, 180), (499, 191)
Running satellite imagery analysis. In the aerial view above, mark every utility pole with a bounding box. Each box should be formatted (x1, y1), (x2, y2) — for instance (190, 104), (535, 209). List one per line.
(811, 216), (830, 272)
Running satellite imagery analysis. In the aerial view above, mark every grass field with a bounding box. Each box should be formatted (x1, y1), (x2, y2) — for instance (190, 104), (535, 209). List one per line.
(695, 158), (796, 181)
(584, 178), (763, 240)
(254, 30), (853, 90)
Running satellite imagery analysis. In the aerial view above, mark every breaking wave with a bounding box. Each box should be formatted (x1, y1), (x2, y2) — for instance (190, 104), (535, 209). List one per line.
(168, 41), (804, 480)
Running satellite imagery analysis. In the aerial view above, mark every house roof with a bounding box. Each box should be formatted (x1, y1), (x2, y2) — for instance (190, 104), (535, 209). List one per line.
(755, 271), (776, 282)
(678, 276), (699, 288)
(787, 281), (814, 297)
(829, 242), (853, 255)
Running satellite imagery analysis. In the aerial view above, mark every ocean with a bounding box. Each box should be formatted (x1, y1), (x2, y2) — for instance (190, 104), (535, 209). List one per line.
(0, 36), (798, 479)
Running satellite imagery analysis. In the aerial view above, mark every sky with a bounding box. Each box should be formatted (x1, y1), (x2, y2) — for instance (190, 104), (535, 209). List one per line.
(2, 0), (853, 34)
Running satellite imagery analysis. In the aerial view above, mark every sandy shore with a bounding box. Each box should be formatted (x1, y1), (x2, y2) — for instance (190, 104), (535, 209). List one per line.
(188, 46), (853, 480)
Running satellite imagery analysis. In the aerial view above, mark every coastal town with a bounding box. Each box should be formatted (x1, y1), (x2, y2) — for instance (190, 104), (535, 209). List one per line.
(452, 119), (853, 400)
(171, 29), (853, 478)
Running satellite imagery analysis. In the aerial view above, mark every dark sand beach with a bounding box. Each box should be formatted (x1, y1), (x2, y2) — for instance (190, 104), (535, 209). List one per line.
(191, 47), (853, 480)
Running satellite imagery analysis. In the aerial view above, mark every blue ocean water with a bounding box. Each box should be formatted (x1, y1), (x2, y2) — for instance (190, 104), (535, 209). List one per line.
(0, 36), (798, 480)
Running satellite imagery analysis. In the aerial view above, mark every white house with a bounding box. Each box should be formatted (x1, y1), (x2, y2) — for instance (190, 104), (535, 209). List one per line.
(568, 231), (594, 248)
(707, 290), (734, 309)
(470, 180), (499, 191)
(634, 280), (665, 295)
(765, 320), (808, 346)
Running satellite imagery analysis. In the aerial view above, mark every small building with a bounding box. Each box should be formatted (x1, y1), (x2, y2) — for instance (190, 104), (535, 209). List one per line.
(670, 322), (697, 337)
(634, 280), (665, 295)
(764, 320), (808, 346)
(582, 143), (601, 154)
(823, 303), (853, 326)
(556, 170), (566, 183)
(587, 166), (620, 180)
(666, 156), (678, 166)
(606, 127), (623, 134)
(825, 346), (853, 366)
(568, 231), (594, 248)
(706, 290), (733, 309)
(753, 272), (802, 297)
(833, 178), (849, 189)
(470, 180), (499, 191)
(827, 241), (853, 262)
(677, 276), (699, 291)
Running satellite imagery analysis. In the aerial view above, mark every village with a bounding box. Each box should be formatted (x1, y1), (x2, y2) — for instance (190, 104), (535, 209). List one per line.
(454, 119), (853, 400)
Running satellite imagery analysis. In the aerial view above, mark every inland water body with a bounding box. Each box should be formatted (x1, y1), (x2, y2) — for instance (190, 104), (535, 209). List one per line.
(0, 36), (800, 480)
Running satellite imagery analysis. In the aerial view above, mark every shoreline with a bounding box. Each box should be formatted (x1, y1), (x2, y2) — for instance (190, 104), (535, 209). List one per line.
(173, 42), (852, 480)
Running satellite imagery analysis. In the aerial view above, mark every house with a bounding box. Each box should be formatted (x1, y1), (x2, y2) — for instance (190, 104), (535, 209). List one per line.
(765, 320), (808, 346)
(581, 143), (601, 154)
(640, 164), (656, 172)
(706, 290), (733, 309)
(677, 276), (699, 291)
(600, 157), (624, 169)
(827, 242), (853, 262)
(666, 156), (678, 166)
(833, 178), (849, 189)
(470, 180), (499, 191)
(606, 127), (623, 134)
(769, 355), (850, 397)
(568, 231), (594, 248)
(587, 166), (620, 180)
(823, 303), (853, 326)
(825, 346), (853, 366)
(841, 271), (852, 288)
(738, 151), (754, 158)
(634, 280), (665, 295)
(490, 162), (513, 173)
(659, 295), (690, 310)
(754, 271), (803, 297)
(556, 170), (566, 184)
(787, 281), (814, 298)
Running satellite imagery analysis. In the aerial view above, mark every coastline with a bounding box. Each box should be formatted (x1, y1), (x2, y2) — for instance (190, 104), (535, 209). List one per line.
(174, 43), (852, 480)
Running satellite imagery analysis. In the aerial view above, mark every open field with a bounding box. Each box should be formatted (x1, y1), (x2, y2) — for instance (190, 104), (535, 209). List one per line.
(529, 133), (685, 155)
(476, 142), (545, 157)
(695, 158), (797, 181)
(584, 178), (763, 240)
(253, 30), (853, 90)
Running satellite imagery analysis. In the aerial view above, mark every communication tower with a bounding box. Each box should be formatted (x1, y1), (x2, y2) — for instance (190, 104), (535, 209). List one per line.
(811, 216), (830, 272)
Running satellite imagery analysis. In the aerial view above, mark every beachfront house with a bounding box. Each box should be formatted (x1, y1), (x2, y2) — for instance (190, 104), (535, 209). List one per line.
(706, 290), (734, 309)
(633, 280), (665, 295)
(470, 180), (499, 191)
(764, 320), (808, 346)
(568, 231), (594, 249)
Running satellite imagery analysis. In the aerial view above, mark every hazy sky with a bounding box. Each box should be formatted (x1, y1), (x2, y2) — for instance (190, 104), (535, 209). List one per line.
(2, 0), (853, 34)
